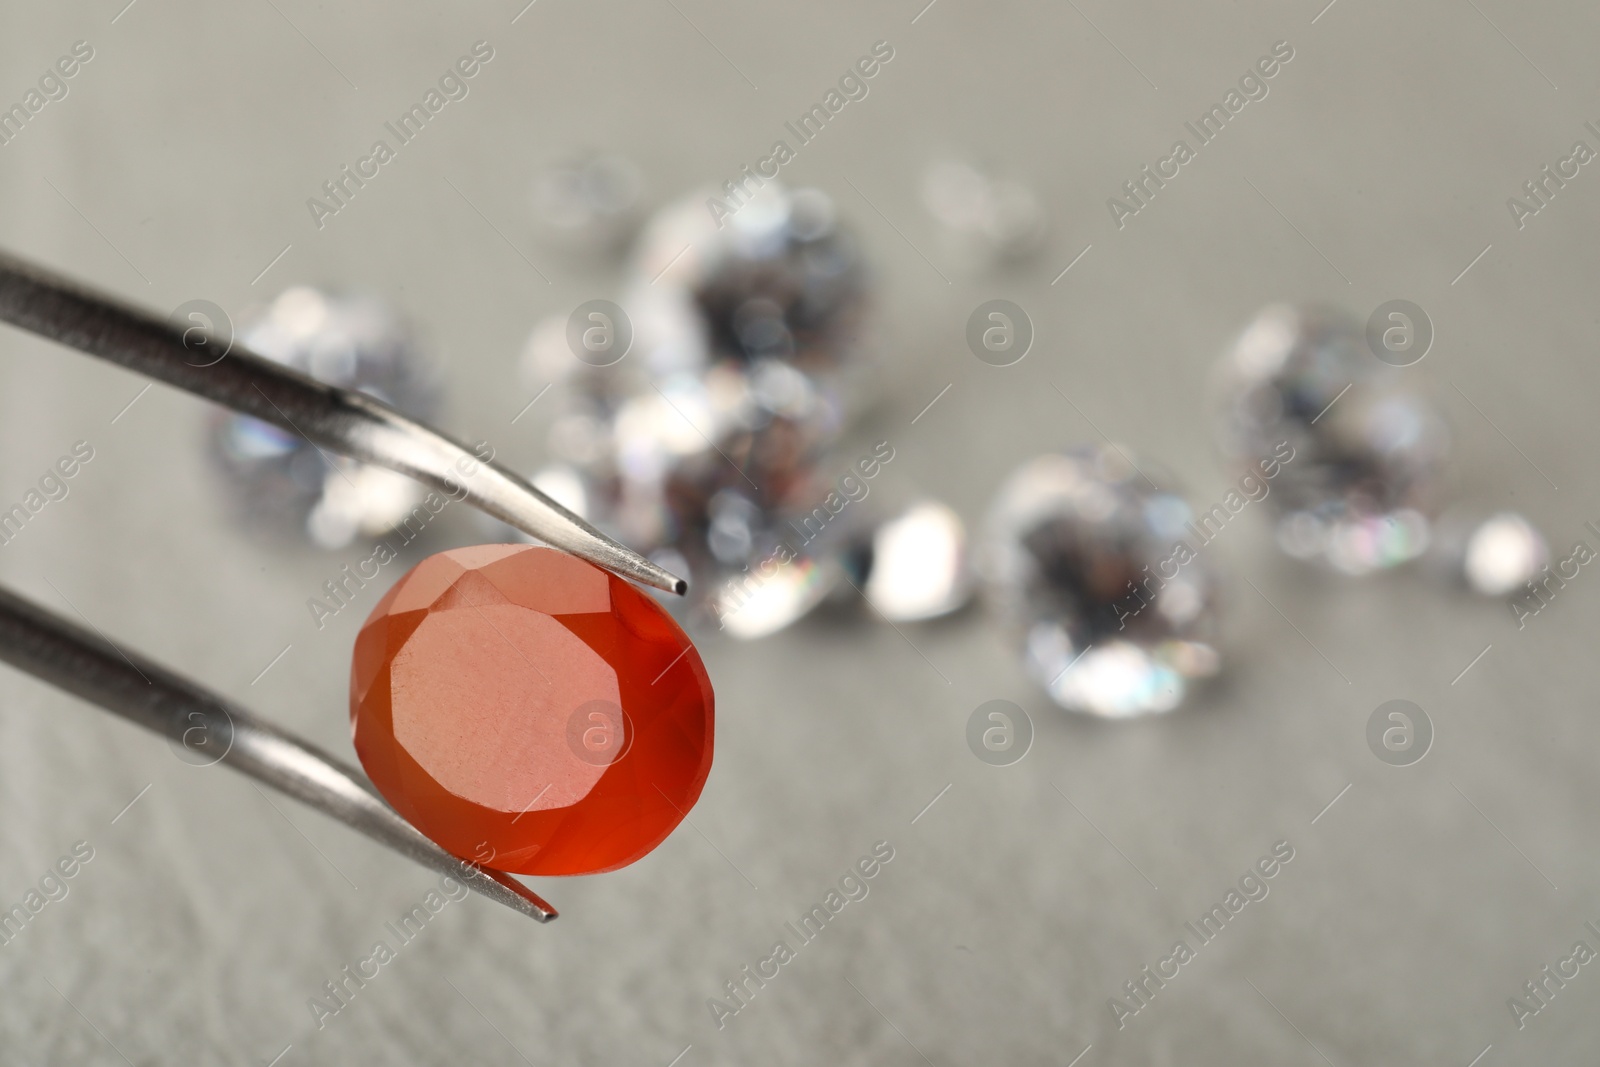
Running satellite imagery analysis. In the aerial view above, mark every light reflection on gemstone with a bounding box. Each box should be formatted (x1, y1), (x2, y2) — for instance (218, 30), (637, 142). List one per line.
(715, 555), (839, 640)
(1040, 641), (1187, 718)
(1464, 512), (1548, 596)
(209, 287), (438, 549)
(1428, 509), (1550, 597)
(853, 500), (973, 622)
(1214, 304), (1450, 575)
(981, 445), (1222, 718)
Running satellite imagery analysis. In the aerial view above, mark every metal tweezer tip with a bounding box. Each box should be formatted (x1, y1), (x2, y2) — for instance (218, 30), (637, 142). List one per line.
(0, 247), (687, 596)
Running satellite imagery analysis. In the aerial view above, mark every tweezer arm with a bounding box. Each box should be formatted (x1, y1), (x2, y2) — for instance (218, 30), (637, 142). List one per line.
(0, 248), (684, 597)
(0, 584), (556, 922)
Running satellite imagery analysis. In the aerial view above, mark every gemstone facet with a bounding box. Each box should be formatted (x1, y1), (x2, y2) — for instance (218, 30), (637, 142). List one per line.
(350, 545), (714, 876)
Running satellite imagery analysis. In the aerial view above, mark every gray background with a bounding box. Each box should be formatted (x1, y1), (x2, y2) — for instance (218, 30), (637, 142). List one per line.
(0, 0), (1596, 1064)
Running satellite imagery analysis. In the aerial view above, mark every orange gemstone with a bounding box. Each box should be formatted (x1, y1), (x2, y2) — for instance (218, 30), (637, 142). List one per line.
(350, 545), (714, 876)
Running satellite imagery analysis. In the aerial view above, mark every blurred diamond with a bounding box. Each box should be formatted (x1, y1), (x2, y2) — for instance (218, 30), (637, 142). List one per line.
(531, 152), (644, 257)
(980, 446), (1222, 717)
(616, 367), (852, 624)
(1214, 304), (1450, 575)
(1430, 509), (1550, 597)
(714, 553), (842, 640)
(921, 160), (1048, 271)
(1464, 512), (1549, 596)
(512, 360), (859, 633)
(847, 500), (973, 621)
(210, 287), (438, 549)
(515, 184), (877, 638)
(621, 183), (872, 408)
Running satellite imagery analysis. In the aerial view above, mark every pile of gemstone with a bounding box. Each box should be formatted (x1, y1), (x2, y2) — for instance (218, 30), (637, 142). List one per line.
(524, 182), (970, 637)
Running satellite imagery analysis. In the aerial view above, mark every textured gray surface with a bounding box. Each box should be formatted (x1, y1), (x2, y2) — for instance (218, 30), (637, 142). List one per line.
(0, 1), (1597, 1064)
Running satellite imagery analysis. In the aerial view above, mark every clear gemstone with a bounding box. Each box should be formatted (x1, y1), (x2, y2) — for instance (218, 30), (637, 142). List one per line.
(980, 446), (1222, 717)
(507, 362), (858, 634)
(713, 554), (842, 640)
(620, 183), (873, 410)
(209, 288), (438, 549)
(1429, 509), (1550, 597)
(512, 184), (876, 637)
(1214, 304), (1450, 574)
(920, 160), (1048, 271)
(530, 152), (644, 257)
(847, 500), (974, 622)
(1464, 513), (1548, 596)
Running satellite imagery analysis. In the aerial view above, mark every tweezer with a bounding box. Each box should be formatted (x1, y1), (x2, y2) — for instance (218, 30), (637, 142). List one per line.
(0, 248), (688, 923)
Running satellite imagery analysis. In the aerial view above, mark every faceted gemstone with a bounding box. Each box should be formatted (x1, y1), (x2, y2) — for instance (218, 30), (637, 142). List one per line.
(1213, 304), (1450, 574)
(516, 362), (853, 634)
(1458, 512), (1548, 597)
(842, 500), (974, 623)
(530, 151), (644, 258)
(210, 287), (439, 549)
(507, 183), (878, 637)
(920, 159), (1048, 272)
(624, 182), (872, 390)
(1427, 509), (1549, 597)
(350, 545), (714, 876)
(980, 446), (1222, 718)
